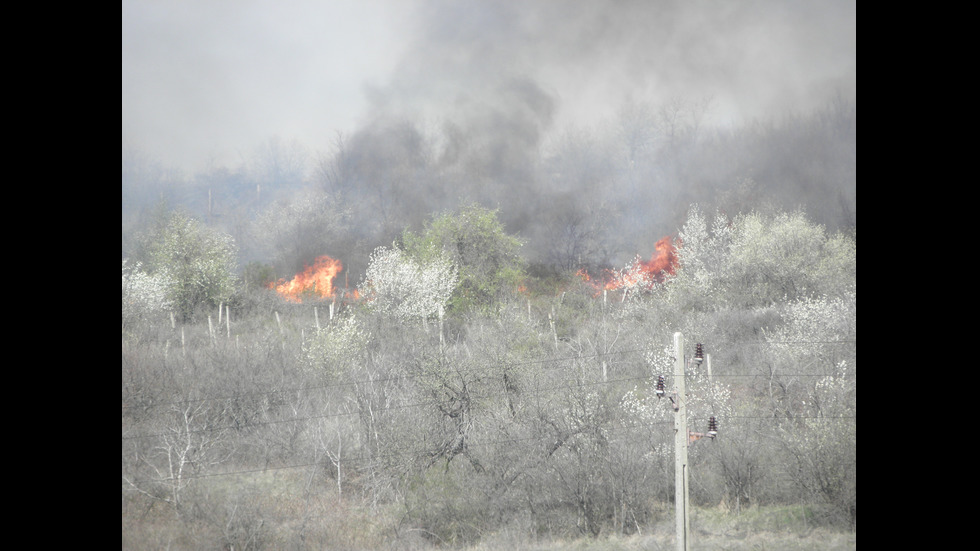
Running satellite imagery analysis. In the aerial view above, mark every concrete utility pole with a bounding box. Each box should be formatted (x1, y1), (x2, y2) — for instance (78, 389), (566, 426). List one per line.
(673, 332), (690, 551)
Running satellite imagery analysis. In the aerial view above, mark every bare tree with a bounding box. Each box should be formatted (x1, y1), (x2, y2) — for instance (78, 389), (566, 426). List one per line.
(123, 402), (231, 518)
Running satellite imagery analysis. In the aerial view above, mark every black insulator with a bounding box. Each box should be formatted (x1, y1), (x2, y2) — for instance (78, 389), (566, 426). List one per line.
(694, 343), (705, 364)
(655, 375), (665, 396)
(708, 416), (718, 435)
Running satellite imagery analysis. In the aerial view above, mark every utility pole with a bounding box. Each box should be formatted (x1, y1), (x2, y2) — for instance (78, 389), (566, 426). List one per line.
(662, 335), (712, 550)
(672, 332), (690, 551)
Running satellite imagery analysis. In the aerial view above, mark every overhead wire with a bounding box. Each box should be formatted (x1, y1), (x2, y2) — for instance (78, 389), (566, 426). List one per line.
(123, 338), (855, 412)
(121, 364), (652, 441)
(122, 410), (855, 486)
(122, 360), (854, 442)
(123, 334), (855, 480)
(122, 347), (652, 411)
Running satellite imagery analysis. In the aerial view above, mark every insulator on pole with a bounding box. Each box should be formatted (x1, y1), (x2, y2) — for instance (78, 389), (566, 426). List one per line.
(708, 416), (718, 438)
(655, 375), (666, 397)
(694, 343), (704, 365)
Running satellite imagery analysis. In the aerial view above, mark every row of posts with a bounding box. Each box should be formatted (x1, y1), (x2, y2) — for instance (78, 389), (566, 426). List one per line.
(169, 300), (446, 354)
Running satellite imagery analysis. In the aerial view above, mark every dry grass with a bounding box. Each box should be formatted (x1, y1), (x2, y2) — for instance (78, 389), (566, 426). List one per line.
(123, 465), (853, 551)
(459, 528), (855, 551)
(122, 466), (399, 550)
(124, 494), (855, 551)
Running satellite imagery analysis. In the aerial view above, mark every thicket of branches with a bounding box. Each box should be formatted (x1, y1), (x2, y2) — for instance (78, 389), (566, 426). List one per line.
(122, 203), (855, 549)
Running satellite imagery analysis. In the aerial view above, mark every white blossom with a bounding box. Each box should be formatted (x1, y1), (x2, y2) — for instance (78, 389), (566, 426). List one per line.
(361, 244), (458, 321)
(138, 211), (238, 319)
(122, 259), (173, 321)
(764, 291), (856, 370)
(303, 313), (369, 374)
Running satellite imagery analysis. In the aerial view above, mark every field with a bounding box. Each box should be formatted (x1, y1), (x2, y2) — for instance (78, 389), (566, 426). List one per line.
(123, 206), (855, 550)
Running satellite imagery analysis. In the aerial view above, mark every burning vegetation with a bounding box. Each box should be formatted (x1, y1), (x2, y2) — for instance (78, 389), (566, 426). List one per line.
(270, 235), (680, 305)
(268, 255), (353, 303)
(578, 235), (680, 294)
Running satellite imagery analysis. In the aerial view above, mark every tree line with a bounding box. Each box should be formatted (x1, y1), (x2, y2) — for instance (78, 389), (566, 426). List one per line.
(122, 96), (855, 286)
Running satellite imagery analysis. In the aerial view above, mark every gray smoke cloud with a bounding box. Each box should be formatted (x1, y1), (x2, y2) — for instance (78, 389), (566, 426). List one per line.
(123, 0), (856, 272)
(122, 0), (414, 171)
(369, 0), (854, 134)
(122, 0), (855, 173)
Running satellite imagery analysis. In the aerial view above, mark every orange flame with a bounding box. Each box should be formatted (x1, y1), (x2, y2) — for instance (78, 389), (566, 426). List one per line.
(269, 255), (343, 303)
(633, 235), (680, 284)
(579, 235), (680, 293)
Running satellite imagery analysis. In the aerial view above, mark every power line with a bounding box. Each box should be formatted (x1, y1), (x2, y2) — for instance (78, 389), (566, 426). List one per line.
(122, 347), (653, 411)
(121, 368), (653, 441)
(124, 378), (853, 449)
(121, 412), (854, 486)
(122, 416), (679, 484)
(124, 333), (855, 451)
(123, 349), (855, 441)
(123, 339), (855, 411)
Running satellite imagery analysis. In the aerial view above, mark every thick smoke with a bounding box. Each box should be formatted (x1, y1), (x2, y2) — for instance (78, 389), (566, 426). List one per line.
(366, 0), (854, 133)
(123, 0), (856, 275)
(328, 0), (855, 268)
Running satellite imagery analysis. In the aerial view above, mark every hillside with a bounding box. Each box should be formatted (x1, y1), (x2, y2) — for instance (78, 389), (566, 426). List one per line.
(122, 203), (855, 550)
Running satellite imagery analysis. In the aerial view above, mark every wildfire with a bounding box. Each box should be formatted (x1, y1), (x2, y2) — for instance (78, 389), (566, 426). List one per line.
(631, 234), (680, 284)
(269, 255), (344, 303)
(579, 235), (680, 293)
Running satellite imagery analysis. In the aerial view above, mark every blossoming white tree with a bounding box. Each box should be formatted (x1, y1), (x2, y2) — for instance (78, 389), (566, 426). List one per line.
(122, 260), (173, 327)
(135, 211), (239, 321)
(361, 244), (458, 322)
(303, 313), (370, 375)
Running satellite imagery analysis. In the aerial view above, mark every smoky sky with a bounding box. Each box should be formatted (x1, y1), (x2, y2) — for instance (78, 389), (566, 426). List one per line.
(122, 0), (855, 173)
